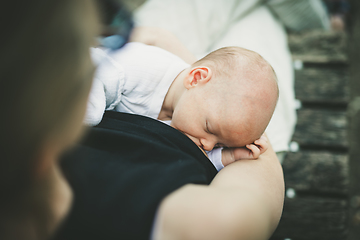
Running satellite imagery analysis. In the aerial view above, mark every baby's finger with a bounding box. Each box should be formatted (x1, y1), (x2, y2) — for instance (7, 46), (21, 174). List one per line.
(246, 144), (260, 159)
(254, 138), (268, 154)
(254, 140), (269, 153)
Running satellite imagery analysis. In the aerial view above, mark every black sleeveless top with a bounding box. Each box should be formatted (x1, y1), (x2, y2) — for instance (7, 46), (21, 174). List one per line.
(54, 111), (217, 240)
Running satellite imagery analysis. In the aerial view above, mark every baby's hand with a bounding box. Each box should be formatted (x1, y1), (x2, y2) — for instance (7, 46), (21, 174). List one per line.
(221, 134), (268, 166)
(246, 134), (268, 157)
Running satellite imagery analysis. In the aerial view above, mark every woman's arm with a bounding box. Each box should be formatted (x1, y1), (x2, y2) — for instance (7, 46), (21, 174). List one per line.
(152, 142), (284, 240)
(129, 26), (197, 64)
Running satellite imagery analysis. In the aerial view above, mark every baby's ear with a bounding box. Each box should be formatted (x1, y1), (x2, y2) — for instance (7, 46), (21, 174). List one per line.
(183, 66), (212, 89)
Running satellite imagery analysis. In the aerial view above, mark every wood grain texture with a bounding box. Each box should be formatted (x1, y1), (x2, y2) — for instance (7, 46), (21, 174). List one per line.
(283, 151), (349, 195)
(292, 109), (348, 148)
(289, 30), (347, 63)
(271, 196), (348, 240)
(284, 29), (350, 239)
(295, 67), (349, 104)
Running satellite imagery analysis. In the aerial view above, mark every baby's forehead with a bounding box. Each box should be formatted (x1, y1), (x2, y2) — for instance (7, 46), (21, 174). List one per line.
(211, 115), (260, 146)
(217, 130), (259, 147)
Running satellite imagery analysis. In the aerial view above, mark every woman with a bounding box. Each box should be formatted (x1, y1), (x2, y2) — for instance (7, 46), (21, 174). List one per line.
(0, 1), (284, 239)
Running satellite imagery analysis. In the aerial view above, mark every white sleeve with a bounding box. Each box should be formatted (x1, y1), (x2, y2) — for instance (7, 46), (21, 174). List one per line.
(205, 148), (224, 171)
(91, 47), (125, 110)
(84, 48), (125, 126)
(84, 78), (106, 126)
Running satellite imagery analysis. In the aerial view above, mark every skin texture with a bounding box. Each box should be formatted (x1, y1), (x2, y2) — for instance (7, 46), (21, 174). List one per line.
(221, 134), (268, 166)
(152, 138), (284, 240)
(158, 48), (278, 165)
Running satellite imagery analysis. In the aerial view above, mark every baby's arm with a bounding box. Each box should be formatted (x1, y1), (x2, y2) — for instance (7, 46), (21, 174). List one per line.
(206, 135), (268, 171)
(221, 134), (268, 167)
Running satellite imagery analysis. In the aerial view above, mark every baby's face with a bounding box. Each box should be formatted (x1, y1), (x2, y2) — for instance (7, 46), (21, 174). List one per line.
(171, 89), (260, 151)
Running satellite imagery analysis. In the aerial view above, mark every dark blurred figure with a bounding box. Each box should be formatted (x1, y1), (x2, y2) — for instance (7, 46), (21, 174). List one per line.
(0, 1), (99, 239)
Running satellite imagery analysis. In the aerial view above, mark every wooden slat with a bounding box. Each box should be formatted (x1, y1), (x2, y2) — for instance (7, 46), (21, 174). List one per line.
(283, 151), (349, 194)
(271, 197), (348, 240)
(295, 67), (349, 104)
(292, 109), (348, 148)
(285, 29), (350, 240)
(292, 54), (347, 64)
(288, 30), (347, 63)
(348, 0), (360, 237)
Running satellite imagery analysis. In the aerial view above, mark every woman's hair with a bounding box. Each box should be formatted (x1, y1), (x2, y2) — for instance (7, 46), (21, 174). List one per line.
(0, 0), (98, 238)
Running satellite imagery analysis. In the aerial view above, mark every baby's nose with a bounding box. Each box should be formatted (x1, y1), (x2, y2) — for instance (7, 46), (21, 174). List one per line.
(200, 138), (216, 151)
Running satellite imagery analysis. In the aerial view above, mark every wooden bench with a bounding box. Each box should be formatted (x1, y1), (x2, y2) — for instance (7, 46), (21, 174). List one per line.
(270, 30), (349, 240)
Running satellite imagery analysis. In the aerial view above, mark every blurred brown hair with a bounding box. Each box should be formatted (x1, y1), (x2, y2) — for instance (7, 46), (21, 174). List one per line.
(0, 0), (99, 239)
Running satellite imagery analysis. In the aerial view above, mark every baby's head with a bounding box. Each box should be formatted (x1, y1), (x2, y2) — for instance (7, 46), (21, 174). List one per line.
(171, 46), (278, 151)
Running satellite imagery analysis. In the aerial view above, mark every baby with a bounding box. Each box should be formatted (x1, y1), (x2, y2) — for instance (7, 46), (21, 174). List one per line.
(86, 42), (278, 170)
